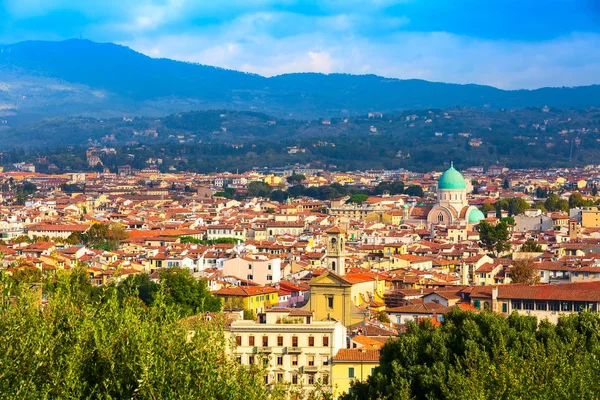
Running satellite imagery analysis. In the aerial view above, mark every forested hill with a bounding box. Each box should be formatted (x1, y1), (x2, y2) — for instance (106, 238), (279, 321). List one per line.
(1, 39), (600, 120)
(2, 107), (600, 173)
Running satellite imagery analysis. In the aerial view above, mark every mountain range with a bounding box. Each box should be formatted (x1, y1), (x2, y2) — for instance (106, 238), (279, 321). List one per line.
(1, 39), (600, 121)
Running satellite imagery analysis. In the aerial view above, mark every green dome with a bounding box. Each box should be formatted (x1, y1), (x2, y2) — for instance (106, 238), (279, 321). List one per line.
(468, 208), (485, 223)
(438, 163), (466, 190)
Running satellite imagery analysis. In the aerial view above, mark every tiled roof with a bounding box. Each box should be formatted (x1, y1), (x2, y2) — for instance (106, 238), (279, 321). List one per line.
(333, 349), (380, 362)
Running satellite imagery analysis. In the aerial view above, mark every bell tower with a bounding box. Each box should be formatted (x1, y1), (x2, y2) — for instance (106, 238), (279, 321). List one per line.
(325, 226), (346, 276)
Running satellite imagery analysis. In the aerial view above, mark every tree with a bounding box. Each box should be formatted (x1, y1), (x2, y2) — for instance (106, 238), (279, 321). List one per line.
(247, 181), (272, 198)
(159, 268), (222, 315)
(0, 271), (275, 399)
(405, 185), (424, 197)
(481, 203), (495, 213)
(569, 192), (584, 208)
(545, 194), (569, 212)
(495, 203), (503, 219)
(521, 239), (542, 253)
(82, 223), (129, 250)
(344, 310), (600, 400)
(269, 190), (289, 202)
(510, 258), (540, 285)
(478, 221), (511, 256)
(286, 173), (306, 185)
(503, 178), (510, 189)
(375, 310), (390, 324)
(593, 184), (598, 197)
(347, 193), (369, 204)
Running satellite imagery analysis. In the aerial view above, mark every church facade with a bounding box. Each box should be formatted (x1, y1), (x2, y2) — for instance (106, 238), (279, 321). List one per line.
(427, 163), (485, 228)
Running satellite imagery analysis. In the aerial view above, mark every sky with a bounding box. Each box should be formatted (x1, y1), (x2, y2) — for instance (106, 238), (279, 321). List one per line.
(0, 0), (599, 89)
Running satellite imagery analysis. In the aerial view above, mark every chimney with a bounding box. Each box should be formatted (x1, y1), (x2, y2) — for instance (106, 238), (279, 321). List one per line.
(491, 285), (499, 313)
(461, 262), (469, 286)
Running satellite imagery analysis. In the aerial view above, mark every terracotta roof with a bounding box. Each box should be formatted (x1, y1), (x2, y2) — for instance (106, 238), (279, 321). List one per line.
(333, 348), (380, 362)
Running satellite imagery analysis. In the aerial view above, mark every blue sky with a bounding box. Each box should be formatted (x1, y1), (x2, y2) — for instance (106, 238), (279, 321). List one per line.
(1, 0), (599, 88)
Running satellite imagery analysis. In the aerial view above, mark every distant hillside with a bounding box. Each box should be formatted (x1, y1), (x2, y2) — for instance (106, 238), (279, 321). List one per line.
(1, 39), (600, 121)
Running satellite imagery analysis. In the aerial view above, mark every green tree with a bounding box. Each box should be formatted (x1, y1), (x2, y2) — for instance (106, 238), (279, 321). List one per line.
(0, 271), (275, 399)
(545, 194), (569, 212)
(287, 173), (306, 185)
(521, 239), (542, 253)
(347, 193), (369, 204)
(247, 181), (273, 198)
(478, 221), (511, 256)
(345, 310), (600, 400)
(82, 223), (129, 250)
(503, 178), (510, 189)
(405, 185), (424, 197)
(159, 268), (222, 315)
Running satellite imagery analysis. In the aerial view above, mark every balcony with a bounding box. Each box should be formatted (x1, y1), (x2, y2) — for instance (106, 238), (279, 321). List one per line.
(286, 346), (302, 354)
(253, 347), (272, 354)
(301, 365), (319, 373)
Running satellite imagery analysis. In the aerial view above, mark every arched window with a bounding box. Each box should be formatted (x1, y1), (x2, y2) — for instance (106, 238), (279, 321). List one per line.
(437, 213), (444, 222)
(331, 261), (336, 271)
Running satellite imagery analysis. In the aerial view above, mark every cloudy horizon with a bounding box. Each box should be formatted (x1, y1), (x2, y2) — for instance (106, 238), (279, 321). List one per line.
(1, 0), (599, 89)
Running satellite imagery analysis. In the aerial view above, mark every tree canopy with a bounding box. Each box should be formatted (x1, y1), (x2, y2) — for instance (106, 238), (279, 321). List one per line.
(478, 221), (511, 256)
(0, 269), (273, 399)
(510, 258), (541, 285)
(345, 310), (600, 399)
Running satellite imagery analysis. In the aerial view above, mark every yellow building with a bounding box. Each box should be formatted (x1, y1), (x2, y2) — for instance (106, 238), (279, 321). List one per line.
(381, 211), (403, 226)
(214, 285), (279, 313)
(581, 207), (600, 228)
(332, 349), (380, 398)
(263, 174), (283, 186)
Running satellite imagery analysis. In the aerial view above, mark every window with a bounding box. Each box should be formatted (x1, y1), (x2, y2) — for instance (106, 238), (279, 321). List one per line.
(292, 336), (298, 347)
(236, 356), (241, 364)
(268, 264), (272, 270)
(585, 272), (590, 278)
(437, 213), (443, 222)
(323, 356), (329, 366)
(235, 336), (242, 346)
(264, 375), (269, 385)
(523, 300), (534, 311)
(323, 336), (329, 347)
(308, 356), (315, 366)
(249, 355), (255, 365)
(562, 302), (572, 312)
(348, 367), (355, 379)
(308, 336), (315, 347)
(277, 336), (283, 346)
(328, 296), (334, 309)
(308, 374), (315, 385)
(249, 336), (255, 346)
(502, 303), (508, 313)
(277, 356), (283, 366)
(291, 374), (298, 385)
(247, 274), (253, 280)
(291, 355), (298, 366)
(511, 300), (522, 310)
(263, 336), (269, 347)
(473, 299), (481, 309)
(267, 275), (272, 281)
(277, 373), (284, 383)
(322, 374), (329, 385)
(549, 301), (560, 311)
(248, 264), (252, 270)
(371, 367), (376, 375)
(535, 301), (547, 311)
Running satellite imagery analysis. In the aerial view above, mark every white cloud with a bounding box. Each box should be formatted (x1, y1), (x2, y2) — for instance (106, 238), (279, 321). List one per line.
(123, 27), (600, 89)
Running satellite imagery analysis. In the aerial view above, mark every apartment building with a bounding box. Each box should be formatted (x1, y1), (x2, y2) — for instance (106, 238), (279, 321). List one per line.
(227, 309), (346, 391)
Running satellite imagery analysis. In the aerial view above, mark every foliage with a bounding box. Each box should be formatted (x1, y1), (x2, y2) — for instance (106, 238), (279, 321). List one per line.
(521, 239), (543, 253)
(404, 185), (424, 197)
(347, 193), (369, 204)
(247, 181), (273, 198)
(214, 187), (236, 199)
(545, 194), (569, 212)
(81, 223), (129, 250)
(345, 310), (600, 400)
(375, 310), (391, 324)
(0, 270), (273, 399)
(510, 258), (541, 285)
(478, 221), (511, 256)
(569, 192), (595, 208)
(157, 268), (222, 315)
(287, 174), (306, 184)
(496, 197), (529, 216)
(180, 236), (242, 245)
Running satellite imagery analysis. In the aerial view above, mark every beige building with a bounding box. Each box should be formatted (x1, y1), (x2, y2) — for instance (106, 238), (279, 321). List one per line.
(227, 309), (346, 392)
(581, 207), (600, 228)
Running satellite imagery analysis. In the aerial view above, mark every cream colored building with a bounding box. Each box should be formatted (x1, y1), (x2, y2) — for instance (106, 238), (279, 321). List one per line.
(227, 309), (346, 392)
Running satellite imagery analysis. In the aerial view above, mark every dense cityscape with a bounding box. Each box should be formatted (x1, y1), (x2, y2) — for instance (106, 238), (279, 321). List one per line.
(2, 160), (600, 397)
